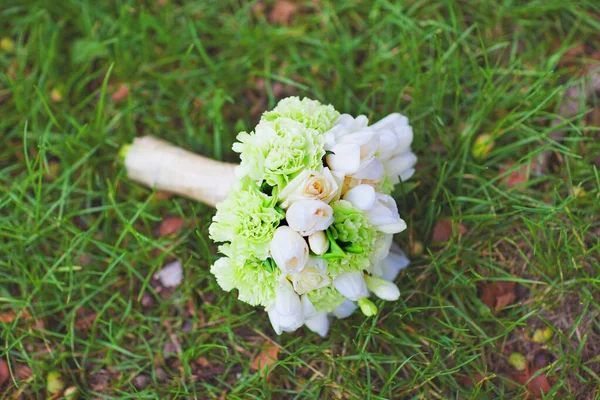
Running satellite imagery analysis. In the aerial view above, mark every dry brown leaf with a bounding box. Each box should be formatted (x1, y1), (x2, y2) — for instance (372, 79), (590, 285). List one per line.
(158, 217), (185, 237)
(432, 220), (467, 242)
(111, 84), (129, 103)
(250, 343), (279, 372)
(269, 1), (297, 25)
(480, 281), (517, 312)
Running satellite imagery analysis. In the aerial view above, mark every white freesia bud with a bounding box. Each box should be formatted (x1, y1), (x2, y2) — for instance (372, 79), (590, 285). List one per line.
(300, 295), (330, 337)
(366, 194), (407, 234)
(286, 200), (334, 236)
(370, 113), (413, 157)
(326, 129), (380, 178)
(343, 184), (376, 211)
(326, 142), (361, 174)
(308, 231), (329, 255)
(267, 279), (304, 335)
(333, 272), (369, 301)
(371, 244), (410, 281)
(270, 226), (309, 274)
(331, 299), (357, 319)
(290, 258), (330, 295)
(384, 152), (417, 184)
(304, 311), (330, 337)
(279, 168), (341, 209)
(371, 233), (394, 263)
(351, 157), (384, 181)
(365, 275), (400, 301)
(343, 187), (406, 234)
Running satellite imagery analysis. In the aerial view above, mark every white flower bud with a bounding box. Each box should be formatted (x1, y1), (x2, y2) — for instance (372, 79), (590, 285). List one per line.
(304, 311), (330, 337)
(331, 299), (357, 319)
(326, 142), (361, 174)
(366, 194), (407, 234)
(333, 272), (369, 301)
(384, 152), (417, 184)
(286, 200), (334, 236)
(343, 184), (376, 211)
(308, 231), (329, 255)
(365, 275), (400, 301)
(268, 279), (304, 335)
(371, 244), (410, 281)
(270, 226), (309, 274)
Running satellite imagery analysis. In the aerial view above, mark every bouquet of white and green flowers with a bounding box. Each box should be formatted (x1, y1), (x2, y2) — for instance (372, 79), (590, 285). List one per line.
(123, 97), (416, 336)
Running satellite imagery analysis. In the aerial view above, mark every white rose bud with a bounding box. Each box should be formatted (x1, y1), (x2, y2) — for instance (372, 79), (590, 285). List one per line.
(290, 258), (330, 295)
(279, 168), (341, 209)
(270, 226), (309, 274)
(333, 271), (369, 301)
(286, 200), (334, 236)
(308, 231), (329, 255)
(365, 275), (400, 301)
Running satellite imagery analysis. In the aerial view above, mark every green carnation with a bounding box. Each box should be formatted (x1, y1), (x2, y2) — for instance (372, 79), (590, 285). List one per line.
(262, 96), (340, 134)
(307, 285), (345, 312)
(233, 117), (325, 187)
(327, 200), (377, 275)
(209, 179), (283, 261)
(210, 256), (279, 307)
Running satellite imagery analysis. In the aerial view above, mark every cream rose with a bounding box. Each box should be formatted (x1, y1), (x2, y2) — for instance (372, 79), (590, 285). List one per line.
(279, 168), (342, 209)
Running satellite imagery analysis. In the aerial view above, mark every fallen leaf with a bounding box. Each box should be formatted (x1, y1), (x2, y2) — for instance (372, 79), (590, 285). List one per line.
(0, 359), (9, 386)
(154, 260), (183, 288)
(14, 364), (32, 381)
(500, 162), (531, 188)
(269, 1), (297, 25)
(432, 220), (467, 242)
(250, 343), (279, 372)
(527, 370), (552, 398)
(480, 281), (517, 312)
(111, 84), (129, 103)
(158, 217), (185, 237)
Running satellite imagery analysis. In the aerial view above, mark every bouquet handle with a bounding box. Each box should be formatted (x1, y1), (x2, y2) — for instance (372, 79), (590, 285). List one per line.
(122, 136), (237, 208)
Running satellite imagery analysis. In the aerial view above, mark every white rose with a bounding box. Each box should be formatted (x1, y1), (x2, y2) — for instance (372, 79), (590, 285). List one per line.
(270, 226), (309, 274)
(286, 199), (334, 236)
(289, 258), (330, 295)
(279, 168), (342, 209)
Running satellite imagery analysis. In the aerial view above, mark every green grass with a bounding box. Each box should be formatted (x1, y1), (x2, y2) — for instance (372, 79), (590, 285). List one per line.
(1, 0), (599, 398)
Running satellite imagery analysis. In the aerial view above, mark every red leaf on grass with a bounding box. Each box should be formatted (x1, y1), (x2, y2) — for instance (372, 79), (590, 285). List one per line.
(527, 369), (552, 398)
(432, 220), (467, 242)
(499, 162), (533, 188)
(250, 343), (279, 372)
(480, 281), (517, 311)
(269, 1), (297, 25)
(158, 217), (184, 237)
(0, 359), (8, 387)
(111, 84), (129, 103)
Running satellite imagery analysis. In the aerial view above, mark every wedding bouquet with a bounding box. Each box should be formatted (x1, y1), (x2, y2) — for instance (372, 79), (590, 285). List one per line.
(123, 97), (417, 336)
